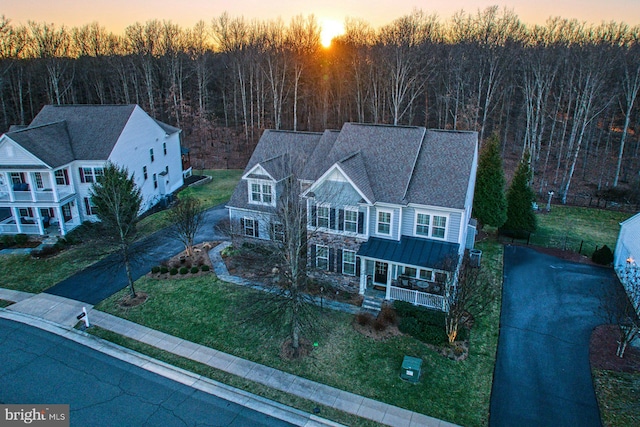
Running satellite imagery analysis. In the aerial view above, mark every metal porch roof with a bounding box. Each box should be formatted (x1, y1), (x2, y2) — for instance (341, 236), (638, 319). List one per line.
(357, 236), (459, 270)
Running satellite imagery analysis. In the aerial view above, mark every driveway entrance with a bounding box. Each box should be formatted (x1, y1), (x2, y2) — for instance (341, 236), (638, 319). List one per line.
(490, 245), (617, 427)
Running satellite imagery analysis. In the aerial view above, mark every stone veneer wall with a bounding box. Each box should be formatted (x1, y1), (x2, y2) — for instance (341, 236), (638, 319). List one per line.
(307, 231), (367, 292)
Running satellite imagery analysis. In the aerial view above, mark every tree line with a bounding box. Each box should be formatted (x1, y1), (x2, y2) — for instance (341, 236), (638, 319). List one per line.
(1, 7), (639, 201)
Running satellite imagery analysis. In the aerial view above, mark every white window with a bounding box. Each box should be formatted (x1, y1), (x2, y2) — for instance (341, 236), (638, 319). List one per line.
(54, 170), (68, 185)
(249, 181), (274, 205)
(94, 168), (104, 183)
(414, 211), (447, 240)
(344, 209), (358, 233)
(377, 209), (392, 235)
(271, 223), (285, 242)
(432, 215), (447, 239)
(243, 218), (257, 237)
(316, 245), (329, 270)
(403, 266), (417, 277)
(419, 269), (433, 281)
(84, 197), (97, 215)
(416, 213), (430, 236)
(82, 167), (95, 183)
(34, 173), (44, 189)
(342, 250), (356, 276)
(150, 148), (155, 162)
(317, 206), (330, 228)
(153, 174), (158, 189)
(143, 166), (148, 180)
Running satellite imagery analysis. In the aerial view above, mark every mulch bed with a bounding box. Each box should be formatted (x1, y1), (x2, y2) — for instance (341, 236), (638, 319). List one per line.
(118, 291), (148, 308)
(590, 324), (640, 373)
(147, 242), (216, 279)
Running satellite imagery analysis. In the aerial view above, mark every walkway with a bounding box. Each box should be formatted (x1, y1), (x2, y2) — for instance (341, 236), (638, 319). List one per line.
(490, 245), (613, 427)
(0, 288), (455, 426)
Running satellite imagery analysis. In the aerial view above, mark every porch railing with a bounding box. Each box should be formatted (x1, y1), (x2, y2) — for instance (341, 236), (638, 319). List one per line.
(0, 223), (19, 234)
(389, 285), (448, 311)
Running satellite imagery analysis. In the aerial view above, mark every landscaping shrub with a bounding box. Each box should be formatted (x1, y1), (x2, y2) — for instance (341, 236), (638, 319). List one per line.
(356, 312), (374, 326)
(30, 245), (61, 258)
(378, 305), (398, 325)
(160, 266), (169, 274)
(151, 266), (161, 274)
(373, 316), (387, 332)
(170, 268), (178, 275)
(2, 235), (15, 247)
(179, 267), (189, 275)
(396, 301), (449, 346)
(190, 266), (199, 274)
(592, 245), (614, 265)
(200, 264), (210, 272)
(14, 234), (28, 245)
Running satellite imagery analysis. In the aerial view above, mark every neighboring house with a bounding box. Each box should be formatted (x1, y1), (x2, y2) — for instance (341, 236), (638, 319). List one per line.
(227, 123), (478, 311)
(0, 104), (184, 236)
(614, 212), (640, 314)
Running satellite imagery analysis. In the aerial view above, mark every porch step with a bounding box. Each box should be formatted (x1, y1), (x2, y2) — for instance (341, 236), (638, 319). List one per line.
(361, 295), (384, 313)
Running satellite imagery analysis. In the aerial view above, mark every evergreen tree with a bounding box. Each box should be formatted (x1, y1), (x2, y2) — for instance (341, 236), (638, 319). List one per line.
(503, 152), (537, 234)
(90, 163), (143, 298)
(473, 134), (507, 228)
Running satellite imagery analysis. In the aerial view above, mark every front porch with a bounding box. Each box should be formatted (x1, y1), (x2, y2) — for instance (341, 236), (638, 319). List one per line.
(0, 201), (82, 236)
(357, 236), (459, 312)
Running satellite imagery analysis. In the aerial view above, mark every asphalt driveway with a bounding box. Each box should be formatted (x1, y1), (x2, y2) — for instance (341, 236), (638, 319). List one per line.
(490, 245), (618, 427)
(45, 204), (229, 305)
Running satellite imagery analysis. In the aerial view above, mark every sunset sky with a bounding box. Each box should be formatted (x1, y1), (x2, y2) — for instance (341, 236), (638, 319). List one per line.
(3, 0), (640, 34)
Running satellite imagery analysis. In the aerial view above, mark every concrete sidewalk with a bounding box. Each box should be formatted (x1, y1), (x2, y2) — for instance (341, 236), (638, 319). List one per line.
(0, 288), (456, 427)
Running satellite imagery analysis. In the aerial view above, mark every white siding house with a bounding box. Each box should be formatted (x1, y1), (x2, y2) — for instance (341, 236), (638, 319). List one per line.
(614, 212), (640, 314)
(0, 105), (183, 236)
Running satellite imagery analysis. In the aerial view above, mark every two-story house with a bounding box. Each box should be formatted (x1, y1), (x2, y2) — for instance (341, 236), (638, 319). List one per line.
(0, 104), (184, 236)
(227, 123), (478, 311)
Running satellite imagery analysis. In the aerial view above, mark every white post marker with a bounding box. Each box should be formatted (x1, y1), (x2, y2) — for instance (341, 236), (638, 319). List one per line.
(76, 307), (90, 328)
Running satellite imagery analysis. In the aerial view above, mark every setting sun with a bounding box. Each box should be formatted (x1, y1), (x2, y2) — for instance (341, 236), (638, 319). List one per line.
(320, 19), (345, 48)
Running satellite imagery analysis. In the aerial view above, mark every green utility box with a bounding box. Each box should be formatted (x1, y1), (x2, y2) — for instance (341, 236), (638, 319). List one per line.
(400, 356), (422, 383)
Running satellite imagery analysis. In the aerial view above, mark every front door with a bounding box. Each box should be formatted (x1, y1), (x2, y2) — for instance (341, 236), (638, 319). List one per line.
(374, 261), (388, 284)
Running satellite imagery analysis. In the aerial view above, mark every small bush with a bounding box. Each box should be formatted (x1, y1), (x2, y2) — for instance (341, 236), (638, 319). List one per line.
(190, 266), (199, 274)
(169, 268), (178, 275)
(396, 302), (448, 346)
(14, 234), (28, 245)
(151, 266), (161, 274)
(200, 264), (210, 272)
(373, 316), (387, 332)
(2, 235), (15, 247)
(179, 267), (189, 275)
(160, 266), (169, 274)
(592, 245), (614, 265)
(356, 312), (374, 326)
(31, 245), (61, 258)
(378, 305), (397, 325)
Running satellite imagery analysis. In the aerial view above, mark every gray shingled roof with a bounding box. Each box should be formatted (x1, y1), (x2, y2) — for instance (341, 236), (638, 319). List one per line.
(405, 130), (477, 209)
(6, 122), (75, 168)
(227, 130), (323, 211)
(27, 104), (137, 161)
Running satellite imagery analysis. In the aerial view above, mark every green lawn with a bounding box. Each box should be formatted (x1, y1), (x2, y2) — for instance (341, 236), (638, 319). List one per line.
(529, 206), (631, 257)
(0, 248), (101, 293)
(95, 239), (503, 426)
(593, 369), (640, 427)
(137, 169), (242, 236)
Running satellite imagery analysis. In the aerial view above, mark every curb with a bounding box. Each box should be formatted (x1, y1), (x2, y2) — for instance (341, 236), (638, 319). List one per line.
(0, 309), (344, 427)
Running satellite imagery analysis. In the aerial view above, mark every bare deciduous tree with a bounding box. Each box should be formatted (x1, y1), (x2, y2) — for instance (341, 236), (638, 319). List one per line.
(167, 196), (205, 257)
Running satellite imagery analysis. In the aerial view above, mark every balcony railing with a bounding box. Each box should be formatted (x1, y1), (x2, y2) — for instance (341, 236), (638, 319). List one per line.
(0, 188), (74, 203)
(389, 285), (448, 311)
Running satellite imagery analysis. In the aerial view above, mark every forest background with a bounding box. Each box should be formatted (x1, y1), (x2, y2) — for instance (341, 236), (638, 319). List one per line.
(1, 6), (639, 209)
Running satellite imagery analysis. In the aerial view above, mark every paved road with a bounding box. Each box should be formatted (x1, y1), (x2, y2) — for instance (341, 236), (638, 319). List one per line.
(45, 204), (229, 304)
(490, 245), (618, 427)
(0, 318), (293, 427)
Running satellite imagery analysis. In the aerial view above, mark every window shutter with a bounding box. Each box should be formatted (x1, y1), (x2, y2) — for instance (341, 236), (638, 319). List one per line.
(84, 198), (91, 215)
(240, 218), (245, 235)
(338, 209), (344, 231)
(357, 212), (364, 234)
(337, 249), (343, 274)
(355, 257), (361, 276)
(79, 168), (85, 183)
(255, 220), (259, 238)
(310, 245), (316, 267)
(328, 248), (335, 271)
(330, 208), (336, 230)
(63, 169), (70, 185)
(310, 204), (317, 227)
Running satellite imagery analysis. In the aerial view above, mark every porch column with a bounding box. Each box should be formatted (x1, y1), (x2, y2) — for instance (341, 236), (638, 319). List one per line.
(385, 263), (392, 300)
(11, 207), (23, 233)
(49, 171), (60, 202)
(34, 208), (44, 235)
(25, 172), (36, 201)
(359, 258), (367, 295)
(56, 205), (66, 236)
